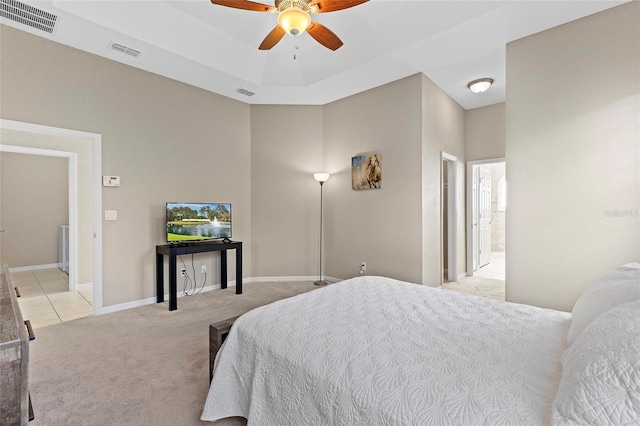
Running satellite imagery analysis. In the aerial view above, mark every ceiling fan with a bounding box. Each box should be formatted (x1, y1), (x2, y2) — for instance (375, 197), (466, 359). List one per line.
(209, 0), (369, 51)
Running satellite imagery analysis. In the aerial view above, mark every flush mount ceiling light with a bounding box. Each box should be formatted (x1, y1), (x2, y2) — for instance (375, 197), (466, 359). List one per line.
(467, 78), (494, 94)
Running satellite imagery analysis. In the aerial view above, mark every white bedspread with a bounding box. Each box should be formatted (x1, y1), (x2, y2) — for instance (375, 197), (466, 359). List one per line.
(202, 276), (571, 425)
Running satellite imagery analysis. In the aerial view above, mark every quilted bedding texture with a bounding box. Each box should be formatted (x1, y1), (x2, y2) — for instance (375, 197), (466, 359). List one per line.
(202, 276), (571, 425)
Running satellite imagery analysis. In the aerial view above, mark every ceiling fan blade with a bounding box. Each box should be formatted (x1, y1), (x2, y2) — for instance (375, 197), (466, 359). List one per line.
(259, 25), (286, 50)
(307, 21), (343, 51)
(309, 0), (368, 13)
(210, 0), (275, 13)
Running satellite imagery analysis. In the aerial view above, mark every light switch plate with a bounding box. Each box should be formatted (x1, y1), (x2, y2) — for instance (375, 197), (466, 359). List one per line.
(104, 210), (117, 221)
(103, 176), (120, 187)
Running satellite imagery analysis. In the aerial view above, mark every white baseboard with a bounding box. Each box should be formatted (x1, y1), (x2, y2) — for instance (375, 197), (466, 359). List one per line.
(9, 263), (59, 272)
(97, 276), (344, 316)
(77, 282), (93, 291)
(246, 275), (341, 283)
(98, 281), (236, 315)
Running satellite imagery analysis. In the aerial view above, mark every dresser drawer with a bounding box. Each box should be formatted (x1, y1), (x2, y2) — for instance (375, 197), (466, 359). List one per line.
(1, 265), (32, 425)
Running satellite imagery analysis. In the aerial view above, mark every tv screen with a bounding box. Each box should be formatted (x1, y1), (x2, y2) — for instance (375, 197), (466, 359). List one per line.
(166, 202), (231, 242)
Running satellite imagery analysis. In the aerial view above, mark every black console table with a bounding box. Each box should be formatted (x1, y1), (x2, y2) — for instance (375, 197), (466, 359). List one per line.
(156, 240), (242, 311)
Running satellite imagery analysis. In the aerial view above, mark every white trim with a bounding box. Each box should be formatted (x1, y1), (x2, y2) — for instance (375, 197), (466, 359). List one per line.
(0, 119), (103, 314)
(76, 282), (93, 291)
(442, 152), (457, 162)
(466, 157), (506, 277)
(245, 275), (340, 283)
(8, 263), (60, 272)
(99, 276), (343, 315)
(99, 282), (231, 314)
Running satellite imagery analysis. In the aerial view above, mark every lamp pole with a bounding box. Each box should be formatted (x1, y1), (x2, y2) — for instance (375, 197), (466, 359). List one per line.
(313, 173), (330, 286)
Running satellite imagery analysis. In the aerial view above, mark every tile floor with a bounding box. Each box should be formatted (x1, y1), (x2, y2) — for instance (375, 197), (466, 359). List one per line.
(443, 251), (506, 301)
(12, 268), (93, 329)
(473, 251), (505, 281)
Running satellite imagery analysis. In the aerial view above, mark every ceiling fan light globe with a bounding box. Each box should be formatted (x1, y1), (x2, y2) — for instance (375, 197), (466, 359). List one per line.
(278, 7), (311, 36)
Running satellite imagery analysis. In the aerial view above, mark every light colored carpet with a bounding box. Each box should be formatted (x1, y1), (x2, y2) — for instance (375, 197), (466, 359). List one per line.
(28, 281), (318, 426)
(443, 276), (505, 301)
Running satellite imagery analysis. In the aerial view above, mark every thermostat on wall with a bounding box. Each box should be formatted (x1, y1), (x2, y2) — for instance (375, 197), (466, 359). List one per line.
(103, 176), (120, 187)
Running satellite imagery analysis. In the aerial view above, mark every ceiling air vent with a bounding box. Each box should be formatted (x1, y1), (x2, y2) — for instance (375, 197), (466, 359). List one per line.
(110, 42), (142, 58)
(0, 0), (58, 33)
(235, 88), (255, 97)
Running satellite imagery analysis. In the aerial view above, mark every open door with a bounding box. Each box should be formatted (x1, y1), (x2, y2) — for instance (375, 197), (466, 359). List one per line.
(466, 159), (506, 279)
(478, 167), (492, 268)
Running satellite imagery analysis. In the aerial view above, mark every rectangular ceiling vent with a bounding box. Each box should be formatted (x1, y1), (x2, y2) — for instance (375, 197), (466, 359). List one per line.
(0, 0), (58, 34)
(110, 42), (141, 58)
(236, 88), (255, 97)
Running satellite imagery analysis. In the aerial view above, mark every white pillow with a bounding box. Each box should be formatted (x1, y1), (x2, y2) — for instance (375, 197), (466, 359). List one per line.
(551, 299), (640, 425)
(566, 266), (640, 346)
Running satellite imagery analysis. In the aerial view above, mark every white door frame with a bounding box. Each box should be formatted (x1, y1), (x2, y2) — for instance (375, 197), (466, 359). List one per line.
(0, 119), (103, 314)
(466, 157), (505, 277)
(441, 152), (458, 283)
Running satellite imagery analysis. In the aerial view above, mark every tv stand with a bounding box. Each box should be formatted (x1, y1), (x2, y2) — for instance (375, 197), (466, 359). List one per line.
(156, 240), (242, 311)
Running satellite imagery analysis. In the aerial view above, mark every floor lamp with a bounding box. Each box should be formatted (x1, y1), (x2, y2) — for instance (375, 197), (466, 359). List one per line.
(313, 173), (330, 286)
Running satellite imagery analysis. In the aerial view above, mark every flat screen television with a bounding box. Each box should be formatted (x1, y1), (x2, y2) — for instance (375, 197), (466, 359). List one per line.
(166, 202), (231, 243)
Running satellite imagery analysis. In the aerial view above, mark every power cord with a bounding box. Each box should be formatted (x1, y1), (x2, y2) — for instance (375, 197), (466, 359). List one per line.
(179, 254), (208, 296)
(179, 255), (195, 295)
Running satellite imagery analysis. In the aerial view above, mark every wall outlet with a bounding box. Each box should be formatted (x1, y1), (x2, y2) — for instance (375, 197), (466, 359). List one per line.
(360, 262), (367, 271)
(180, 268), (186, 277)
(201, 265), (206, 274)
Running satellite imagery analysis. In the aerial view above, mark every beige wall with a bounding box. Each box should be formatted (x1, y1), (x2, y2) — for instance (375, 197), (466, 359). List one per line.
(322, 74), (466, 285)
(250, 105), (324, 278)
(506, 1), (640, 311)
(323, 75), (424, 283)
(466, 102), (505, 161)
(0, 152), (68, 267)
(0, 128), (94, 284)
(1, 25), (252, 307)
(422, 74), (467, 283)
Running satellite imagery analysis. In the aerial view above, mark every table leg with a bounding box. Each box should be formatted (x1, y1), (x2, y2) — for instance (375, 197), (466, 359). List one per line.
(236, 245), (242, 294)
(169, 252), (177, 311)
(221, 250), (228, 289)
(156, 252), (164, 303)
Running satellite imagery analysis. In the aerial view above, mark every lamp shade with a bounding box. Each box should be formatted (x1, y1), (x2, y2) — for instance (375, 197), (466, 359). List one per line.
(314, 173), (330, 183)
(278, 7), (311, 36)
(467, 78), (494, 94)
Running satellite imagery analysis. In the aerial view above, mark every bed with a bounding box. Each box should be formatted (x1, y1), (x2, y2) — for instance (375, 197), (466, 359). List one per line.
(201, 265), (640, 425)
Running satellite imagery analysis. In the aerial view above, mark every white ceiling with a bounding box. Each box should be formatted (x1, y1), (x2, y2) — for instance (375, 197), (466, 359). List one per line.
(1, 0), (629, 109)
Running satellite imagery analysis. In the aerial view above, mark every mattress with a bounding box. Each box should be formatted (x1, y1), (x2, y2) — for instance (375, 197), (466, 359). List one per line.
(202, 276), (571, 425)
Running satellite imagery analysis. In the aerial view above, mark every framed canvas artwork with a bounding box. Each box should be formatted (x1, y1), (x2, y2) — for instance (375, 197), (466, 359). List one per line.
(352, 152), (382, 190)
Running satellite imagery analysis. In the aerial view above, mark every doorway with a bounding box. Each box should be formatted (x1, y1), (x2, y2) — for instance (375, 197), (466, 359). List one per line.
(441, 152), (458, 284)
(466, 158), (506, 281)
(0, 119), (103, 314)
(0, 146), (77, 290)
